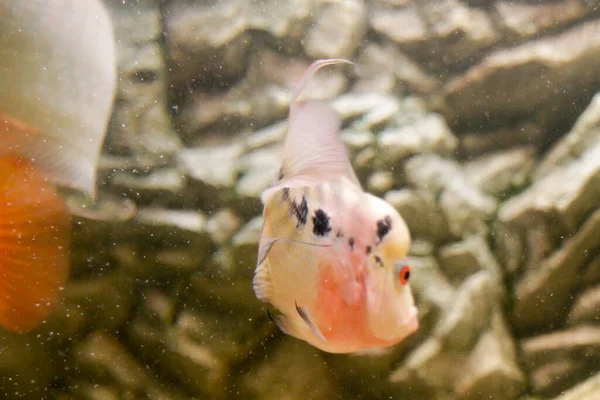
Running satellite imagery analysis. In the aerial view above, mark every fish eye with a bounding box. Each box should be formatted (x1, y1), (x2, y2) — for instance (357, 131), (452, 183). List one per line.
(398, 264), (411, 286)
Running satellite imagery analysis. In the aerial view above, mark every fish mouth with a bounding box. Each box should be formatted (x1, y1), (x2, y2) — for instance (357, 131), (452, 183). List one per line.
(404, 306), (419, 334)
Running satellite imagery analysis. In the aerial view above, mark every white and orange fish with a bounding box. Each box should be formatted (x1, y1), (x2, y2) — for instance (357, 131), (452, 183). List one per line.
(253, 59), (418, 353)
(0, 0), (116, 332)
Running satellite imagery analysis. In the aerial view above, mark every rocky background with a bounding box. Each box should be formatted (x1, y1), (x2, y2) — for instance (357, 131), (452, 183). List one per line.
(1, 0), (599, 399)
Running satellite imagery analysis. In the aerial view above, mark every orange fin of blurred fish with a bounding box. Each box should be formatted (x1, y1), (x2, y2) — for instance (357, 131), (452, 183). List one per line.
(262, 59), (360, 202)
(0, 155), (71, 332)
(0, 111), (39, 138)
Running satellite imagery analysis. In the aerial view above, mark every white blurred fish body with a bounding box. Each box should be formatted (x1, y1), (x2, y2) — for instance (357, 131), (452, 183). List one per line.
(253, 60), (418, 353)
(0, 0), (116, 332)
(0, 0), (116, 195)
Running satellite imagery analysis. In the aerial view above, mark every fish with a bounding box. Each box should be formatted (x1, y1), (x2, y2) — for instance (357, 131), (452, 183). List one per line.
(253, 59), (419, 353)
(0, 0), (117, 332)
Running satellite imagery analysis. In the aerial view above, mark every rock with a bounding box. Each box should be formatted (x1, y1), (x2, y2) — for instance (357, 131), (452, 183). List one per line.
(132, 208), (213, 265)
(464, 147), (536, 198)
(244, 0), (314, 47)
(433, 271), (496, 350)
(331, 93), (408, 131)
(458, 123), (545, 159)
(236, 146), (282, 198)
(135, 208), (207, 238)
(39, 272), (134, 343)
(499, 140), (600, 233)
(105, 0), (182, 156)
(177, 49), (350, 137)
(371, 5), (428, 48)
(536, 92), (600, 179)
(327, 347), (405, 400)
(353, 146), (378, 171)
(444, 19), (600, 129)
(405, 154), (497, 237)
(367, 170), (394, 194)
(372, 0), (499, 69)
(352, 95), (401, 132)
(378, 113), (458, 164)
(126, 313), (230, 399)
(553, 372), (600, 400)
(231, 216), (263, 270)
(187, 262), (260, 315)
(206, 209), (242, 245)
(567, 285), (600, 326)
(0, 331), (61, 399)
(530, 358), (593, 397)
(236, 339), (340, 399)
(510, 208), (600, 333)
(73, 332), (179, 399)
(407, 256), (456, 317)
(522, 325), (600, 368)
(66, 383), (122, 400)
(340, 129), (375, 151)
(439, 178), (498, 237)
(175, 310), (270, 365)
(353, 43), (440, 94)
(438, 235), (503, 284)
(163, 0), (251, 88)
(521, 326), (600, 396)
(245, 121), (287, 150)
(584, 253), (600, 286)
(495, 0), (597, 40)
(304, 0), (366, 59)
(454, 312), (526, 400)
(332, 93), (392, 121)
(384, 189), (451, 243)
(111, 167), (186, 197)
(418, 0), (500, 66)
(66, 191), (137, 223)
(389, 337), (457, 398)
(404, 154), (464, 195)
(178, 143), (244, 188)
(409, 240), (435, 257)
(491, 220), (525, 277)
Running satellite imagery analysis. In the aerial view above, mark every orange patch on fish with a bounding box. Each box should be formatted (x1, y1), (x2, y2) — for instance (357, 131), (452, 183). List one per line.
(0, 155), (71, 332)
(314, 260), (394, 350)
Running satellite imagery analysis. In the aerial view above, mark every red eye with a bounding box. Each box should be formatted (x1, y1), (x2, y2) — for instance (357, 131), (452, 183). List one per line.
(398, 264), (411, 285)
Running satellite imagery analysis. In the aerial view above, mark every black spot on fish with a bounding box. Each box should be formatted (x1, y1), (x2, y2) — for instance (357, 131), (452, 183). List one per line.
(376, 215), (392, 242)
(336, 230), (343, 238)
(312, 208), (332, 237)
(348, 237), (355, 250)
(374, 255), (384, 267)
(290, 196), (308, 227)
(281, 187), (290, 201)
(366, 245), (372, 255)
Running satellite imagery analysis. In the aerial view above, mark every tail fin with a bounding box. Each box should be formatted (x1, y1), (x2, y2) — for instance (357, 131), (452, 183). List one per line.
(0, 155), (71, 332)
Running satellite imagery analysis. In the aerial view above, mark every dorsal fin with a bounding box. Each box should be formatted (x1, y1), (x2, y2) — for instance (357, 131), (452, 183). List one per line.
(262, 59), (360, 202)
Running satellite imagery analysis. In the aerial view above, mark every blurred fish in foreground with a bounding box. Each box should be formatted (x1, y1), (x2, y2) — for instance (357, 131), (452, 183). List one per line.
(0, 0), (116, 332)
(253, 60), (419, 353)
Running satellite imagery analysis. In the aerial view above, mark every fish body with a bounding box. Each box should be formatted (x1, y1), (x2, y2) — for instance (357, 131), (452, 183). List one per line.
(253, 60), (418, 353)
(0, 0), (116, 332)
